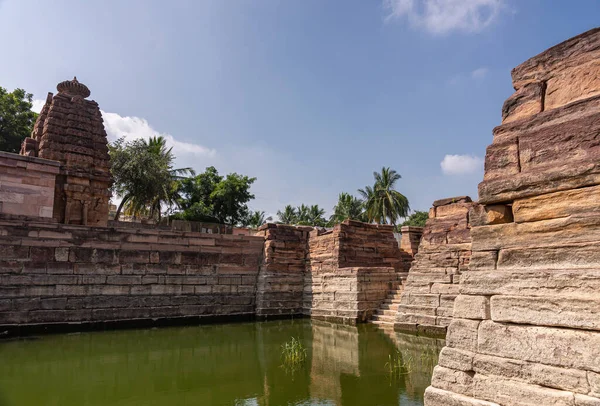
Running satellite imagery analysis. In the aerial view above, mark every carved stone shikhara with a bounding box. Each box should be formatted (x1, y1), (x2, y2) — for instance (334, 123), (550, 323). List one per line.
(425, 27), (600, 406)
(21, 77), (111, 226)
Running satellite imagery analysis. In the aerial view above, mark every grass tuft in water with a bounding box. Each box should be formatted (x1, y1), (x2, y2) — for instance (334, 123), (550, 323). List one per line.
(280, 337), (307, 377)
(281, 337), (307, 365)
(385, 349), (413, 379)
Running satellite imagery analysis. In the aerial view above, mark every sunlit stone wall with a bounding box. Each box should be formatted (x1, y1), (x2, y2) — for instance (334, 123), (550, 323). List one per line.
(425, 27), (600, 406)
(395, 196), (475, 335)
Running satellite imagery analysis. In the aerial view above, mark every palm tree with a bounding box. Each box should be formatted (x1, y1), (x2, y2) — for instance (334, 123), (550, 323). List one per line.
(112, 136), (194, 221)
(295, 204), (310, 224)
(358, 167), (410, 226)
(248, 211), (272, 229)
(331, 192), (365, 224)
(307, 205), (326, 227)
(277, 205), (297, 224)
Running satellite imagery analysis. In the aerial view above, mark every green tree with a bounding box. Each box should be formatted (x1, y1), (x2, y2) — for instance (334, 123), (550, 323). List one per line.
(277, 205), (297, 225)
(330, 192), (365, 224)
(210, 173), (256, 225)
(109, 136), (193, 221)
(400, 210), (428, 228)
(306, 204), (327, 227)
(276, 204), (327, 226)
(246, 211), (273, 229)
(173, 166), (256, 226)
(0, 87), (38, 153)
(359, 167), (410, 226)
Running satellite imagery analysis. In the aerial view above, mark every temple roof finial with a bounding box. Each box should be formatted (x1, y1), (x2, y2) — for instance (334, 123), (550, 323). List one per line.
(57, 77), (90, 98)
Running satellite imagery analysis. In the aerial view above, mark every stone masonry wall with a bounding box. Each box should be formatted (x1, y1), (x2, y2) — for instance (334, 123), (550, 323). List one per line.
(399, 225), (423, 272)
(0, 152), (60, 219)
(0, 217), (264, 331)
(254, 224), (310, 317)
(426, 28), (600, 406)
(394, 197), (475, 335)
(305, 220), (403, 324)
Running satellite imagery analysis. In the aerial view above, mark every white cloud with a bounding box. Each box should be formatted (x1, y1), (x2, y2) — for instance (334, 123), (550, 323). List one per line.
(471, 67), (489, 79)
(32, 99), (216, 158)
(31, 99), (45, 113)
(101, 112), (216, 158)
(440, 154), (483, 175)
(384, 0), (504, 34)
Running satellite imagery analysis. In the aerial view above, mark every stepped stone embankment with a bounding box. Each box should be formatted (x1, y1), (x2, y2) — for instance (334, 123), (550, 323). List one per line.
(395, 196), (476, 335)
(425, 27), (600, 406)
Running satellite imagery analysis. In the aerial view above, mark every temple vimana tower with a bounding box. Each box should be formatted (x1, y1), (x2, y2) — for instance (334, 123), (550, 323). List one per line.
(20, 77), (111, 226)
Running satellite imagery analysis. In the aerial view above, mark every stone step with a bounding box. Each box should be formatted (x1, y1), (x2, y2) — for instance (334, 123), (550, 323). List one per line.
(372, 319), (394, 326)
(377, 309), (397, 317)
(372, 314), (395, 323)
(379, 303), (400, 311)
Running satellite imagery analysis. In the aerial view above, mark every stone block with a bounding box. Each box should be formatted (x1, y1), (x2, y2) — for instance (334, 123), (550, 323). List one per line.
(473, 374), (578, 406)
(491, 295), (600, 331)
(460, 269), (600, 297)
(431, 366), (474, 397)
(477, 320), (600, 373)
(513, 185), (600, 223)
(575, 394), (600, 406)
(446, 319), (480, 352)
(473, 353), (589, 394)
(424, 386), (500, 406)
(453, 295), (490, 320)
(438, 347), (475, 372)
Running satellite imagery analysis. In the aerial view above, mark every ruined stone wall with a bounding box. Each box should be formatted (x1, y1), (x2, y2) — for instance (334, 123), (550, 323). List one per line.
(306, 220), (403, 324)
(0, 217), (264, 332)
(254, 224), (310, 317)
(398, 225), (423, 272)
(0, 152), (60, 219)
(395, 197), (475, 335)
(426, 28), (600, 406)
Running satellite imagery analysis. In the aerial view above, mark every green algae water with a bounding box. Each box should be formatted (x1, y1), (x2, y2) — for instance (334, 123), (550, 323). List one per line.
(0, 320), (443, 406)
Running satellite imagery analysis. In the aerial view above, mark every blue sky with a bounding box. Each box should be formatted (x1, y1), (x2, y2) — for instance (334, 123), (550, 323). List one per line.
(0, 0), (598, 218)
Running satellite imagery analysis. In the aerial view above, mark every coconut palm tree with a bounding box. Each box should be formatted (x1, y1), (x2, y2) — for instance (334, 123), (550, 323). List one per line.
(330, 192), (365, 224)
(247, 211), (272, 228)
(111, 136), (194, 221)
(358, 167), (410, 226)
(277, 205), (297, 224)
(307, 205), (327, 227)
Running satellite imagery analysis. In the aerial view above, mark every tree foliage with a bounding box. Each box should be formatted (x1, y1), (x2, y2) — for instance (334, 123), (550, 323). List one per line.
(109, 136), (193, 221)
(358, 167), (410, 226)
(276, 204), (327, 227)
(330, 192), (365, 224)
(173, 166), (256, 226)
(0, 87), (38, 153)
(400, 210), (428, 228)
(245, 211), (273, 229)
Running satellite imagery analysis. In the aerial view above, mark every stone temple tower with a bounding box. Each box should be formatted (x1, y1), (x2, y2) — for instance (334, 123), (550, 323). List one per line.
(21, 77), (112, 227)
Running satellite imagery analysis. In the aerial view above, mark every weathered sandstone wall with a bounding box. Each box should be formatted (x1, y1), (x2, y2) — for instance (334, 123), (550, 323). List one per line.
(426, 28), (600, 405)
(306, 220), (403, 324)
(0, 217), (264, 332)
(0, 152), (60, 219)
(254, 224), (310, 317)
(395, 197), (475, 335)
(0, 217), (406, 332)
(399, 225), (423, 272)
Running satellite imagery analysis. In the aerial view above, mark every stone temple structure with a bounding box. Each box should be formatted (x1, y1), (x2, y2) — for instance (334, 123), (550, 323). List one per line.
(425, 28), (600, 405)
(20, 78), (111, 226)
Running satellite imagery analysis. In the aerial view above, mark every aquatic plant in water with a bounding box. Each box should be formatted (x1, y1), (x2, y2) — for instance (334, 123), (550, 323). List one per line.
(385, 349), (413, 379)
(280, 337), (307, 376)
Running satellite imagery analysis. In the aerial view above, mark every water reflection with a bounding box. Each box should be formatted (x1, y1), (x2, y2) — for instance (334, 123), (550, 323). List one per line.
(0, 320), (443, 406)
